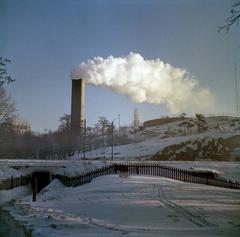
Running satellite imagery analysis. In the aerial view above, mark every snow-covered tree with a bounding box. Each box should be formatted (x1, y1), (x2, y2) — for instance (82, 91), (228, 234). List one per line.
(195, 113), (208, 132)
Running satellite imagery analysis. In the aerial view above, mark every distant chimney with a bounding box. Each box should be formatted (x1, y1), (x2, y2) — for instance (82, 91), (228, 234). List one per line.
(133, 108), (140, 128)
(71, 79), (85, 137)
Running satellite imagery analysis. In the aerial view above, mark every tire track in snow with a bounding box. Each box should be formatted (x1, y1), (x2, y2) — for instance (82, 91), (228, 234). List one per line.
(20, 202), (160, 234)
(155, 185), (216, 228)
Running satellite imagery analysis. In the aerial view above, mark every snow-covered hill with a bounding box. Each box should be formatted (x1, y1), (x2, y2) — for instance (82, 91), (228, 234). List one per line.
(75, 116), (240, 160)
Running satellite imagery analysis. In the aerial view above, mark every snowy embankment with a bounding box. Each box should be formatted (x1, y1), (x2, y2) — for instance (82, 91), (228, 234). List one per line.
(1, 175), (240, 237)
(1, 160), (240, 185)
(0, 160), (107, 181)
(75, 130), (240, 160)
(159, 161), (240, 181)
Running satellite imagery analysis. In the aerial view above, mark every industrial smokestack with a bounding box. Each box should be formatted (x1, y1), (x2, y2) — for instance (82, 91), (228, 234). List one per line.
(71, 79), (85, 137)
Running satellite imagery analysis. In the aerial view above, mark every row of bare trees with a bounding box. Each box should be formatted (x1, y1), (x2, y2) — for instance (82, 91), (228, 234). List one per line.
(0, 110), (129, 159)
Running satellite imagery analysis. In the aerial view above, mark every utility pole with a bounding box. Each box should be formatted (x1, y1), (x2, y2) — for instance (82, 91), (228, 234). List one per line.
(83, 119), (86, 159)
(101, 124), (104, 148)
(111, 121), (114, 160)
(118, 114), (120, 130)
(235, 63), (239, 115)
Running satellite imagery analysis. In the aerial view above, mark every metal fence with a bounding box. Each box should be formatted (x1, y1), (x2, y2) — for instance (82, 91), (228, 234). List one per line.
(0, 175), (31, 190)
(1, 163), (239, 191)
(53, 164), (116, 187)
(54, 163), (240, 190)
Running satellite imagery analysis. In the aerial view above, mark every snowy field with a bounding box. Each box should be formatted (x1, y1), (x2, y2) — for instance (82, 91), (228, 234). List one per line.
(1, 175), (240, 237)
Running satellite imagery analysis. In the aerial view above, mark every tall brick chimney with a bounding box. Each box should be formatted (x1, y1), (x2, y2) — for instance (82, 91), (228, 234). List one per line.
(71, 79), (85, 137)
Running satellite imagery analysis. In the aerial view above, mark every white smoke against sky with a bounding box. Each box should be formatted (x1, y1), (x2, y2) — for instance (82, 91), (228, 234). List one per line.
(70, 52), (214, 113)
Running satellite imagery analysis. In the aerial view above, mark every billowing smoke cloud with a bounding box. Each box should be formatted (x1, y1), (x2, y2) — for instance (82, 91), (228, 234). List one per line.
(70, 52), (214, 113)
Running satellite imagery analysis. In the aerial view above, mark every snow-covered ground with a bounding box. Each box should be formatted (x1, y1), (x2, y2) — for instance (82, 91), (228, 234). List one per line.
(1, 175), (240, 237)
(1, 116), (240, 236)
(1, 159), (240, 236)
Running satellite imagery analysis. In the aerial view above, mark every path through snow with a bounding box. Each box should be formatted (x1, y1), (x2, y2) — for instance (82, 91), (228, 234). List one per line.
(2, 175), (240, 237)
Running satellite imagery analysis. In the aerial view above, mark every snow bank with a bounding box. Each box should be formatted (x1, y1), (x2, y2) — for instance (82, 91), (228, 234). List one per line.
(0, 160), (107, 180)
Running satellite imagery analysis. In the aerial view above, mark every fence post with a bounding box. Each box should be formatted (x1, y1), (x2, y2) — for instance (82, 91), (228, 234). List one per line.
(10, 175), (14, 189)
(81, 174), (83, 185)
(32, 178), (37, 202)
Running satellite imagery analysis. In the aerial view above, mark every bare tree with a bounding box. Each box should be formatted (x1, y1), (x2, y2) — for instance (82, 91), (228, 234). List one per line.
(0, 87), (15, 124)
(218, 1), (240, 32)
(0, 57), (15, 86)
(58, 114), (71, 132)
(95, 116), (110, 147)
(57, 114), (74, 156)
(0, 57), (16, 125)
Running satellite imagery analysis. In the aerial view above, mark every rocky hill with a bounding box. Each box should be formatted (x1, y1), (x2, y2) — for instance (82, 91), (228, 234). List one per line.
(152, 135), (240, 161)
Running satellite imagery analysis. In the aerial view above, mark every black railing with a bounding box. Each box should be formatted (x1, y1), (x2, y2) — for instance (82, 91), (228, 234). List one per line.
(115, 163), (240, 189)
(0, 175), (31, 190)
(54, 163), (240, 190)
(53, 164), (116, 187)
(2, 163), (239, 191)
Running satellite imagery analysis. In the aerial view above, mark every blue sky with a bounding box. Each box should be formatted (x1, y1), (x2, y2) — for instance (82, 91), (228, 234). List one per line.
(0, 0), (239, 132)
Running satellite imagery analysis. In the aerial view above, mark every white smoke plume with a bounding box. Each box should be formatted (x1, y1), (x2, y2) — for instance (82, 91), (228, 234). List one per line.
(70, 52), (214, 113)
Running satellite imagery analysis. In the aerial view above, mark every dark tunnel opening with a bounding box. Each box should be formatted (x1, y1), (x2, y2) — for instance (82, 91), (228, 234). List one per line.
(31, 171), (51, 193)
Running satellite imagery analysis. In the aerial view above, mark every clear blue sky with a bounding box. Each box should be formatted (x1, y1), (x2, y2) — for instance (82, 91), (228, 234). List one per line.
(0, 0), (239, 132)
